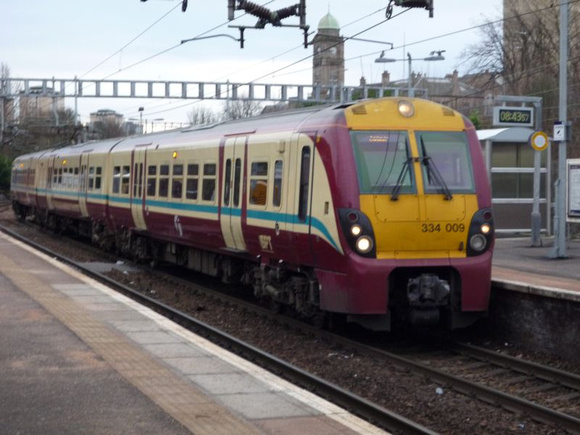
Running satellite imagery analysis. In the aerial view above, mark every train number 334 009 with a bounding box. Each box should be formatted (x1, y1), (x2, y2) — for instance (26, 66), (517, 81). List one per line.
(421, 223), (465, 233)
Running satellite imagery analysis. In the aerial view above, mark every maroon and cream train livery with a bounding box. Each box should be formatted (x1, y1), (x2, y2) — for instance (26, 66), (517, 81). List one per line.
(11, 97), (494, 330)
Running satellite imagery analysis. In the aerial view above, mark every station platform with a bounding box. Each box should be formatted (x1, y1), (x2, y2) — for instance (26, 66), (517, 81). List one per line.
(0, 232), (382, 435)
(492, 236), (580, 301)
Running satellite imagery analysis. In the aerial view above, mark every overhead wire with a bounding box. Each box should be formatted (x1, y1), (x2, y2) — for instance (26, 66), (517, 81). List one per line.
(33, 1), (580, 124)
(133, 1), (567, 118)
(140, 8), (411, 118)
(79, 2), (183, 79)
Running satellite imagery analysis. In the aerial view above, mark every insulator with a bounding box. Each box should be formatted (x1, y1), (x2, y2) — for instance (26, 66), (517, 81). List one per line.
(239, 0), (272, 21)
(274, 5), (299, 21)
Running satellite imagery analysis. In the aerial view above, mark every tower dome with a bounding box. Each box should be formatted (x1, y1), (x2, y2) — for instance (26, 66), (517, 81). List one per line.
(318, 12), (340, 30)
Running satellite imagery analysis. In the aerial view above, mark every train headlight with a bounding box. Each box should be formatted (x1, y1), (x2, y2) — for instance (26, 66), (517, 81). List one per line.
(466, 208), (494, 257)
(339, 208), (376, 258)
(398, 100), (415, 117)
(469, 234), (487, 252)
(356, 236), (374, 254)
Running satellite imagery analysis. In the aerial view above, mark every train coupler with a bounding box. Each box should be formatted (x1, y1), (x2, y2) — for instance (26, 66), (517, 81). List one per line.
(407, 274), (450, 308)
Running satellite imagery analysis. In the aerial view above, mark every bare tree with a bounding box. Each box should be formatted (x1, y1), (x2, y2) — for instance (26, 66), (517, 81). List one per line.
(91, 118), (125, 140)
(460, 4), (578, 139)
(187, 105), (217, 126)
(223, 98), (262, 120)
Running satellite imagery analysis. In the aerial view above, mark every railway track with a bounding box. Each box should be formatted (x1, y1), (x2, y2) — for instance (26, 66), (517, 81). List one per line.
(0, 199), (12, 211)
(0, 223), (433, 435)
(2, 218), (579, 433)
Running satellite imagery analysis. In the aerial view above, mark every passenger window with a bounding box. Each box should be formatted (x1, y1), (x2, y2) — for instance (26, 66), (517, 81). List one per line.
(74, 167), (79, 189)
(186, 163), (199, 200)
(202, 163), (216, 202)
(172, 164), (183, 199)
(121, 166), (130, 195)
(89, 167), (95, 190)
(298, 147), (311, 222)
(273, 160), (283, 207)
(80, 165), (86, 191)
(95, 167), (102, 190)
(159, 164), (169, 197)
(233, 158), (241, 207)
(249, 161), (268, 206)
(224, 159), (232, 206)
(147, 165), (157, 197)
(112, 166), (121, 194)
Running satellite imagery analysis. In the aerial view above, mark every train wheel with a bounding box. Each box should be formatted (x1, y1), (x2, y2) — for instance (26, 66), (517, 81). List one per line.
(269, 299), (283, 314)
(311, 311), (327, 329)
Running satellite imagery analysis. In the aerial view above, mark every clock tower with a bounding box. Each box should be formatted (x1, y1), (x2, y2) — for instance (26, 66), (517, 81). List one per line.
(312, 12), (344, 94)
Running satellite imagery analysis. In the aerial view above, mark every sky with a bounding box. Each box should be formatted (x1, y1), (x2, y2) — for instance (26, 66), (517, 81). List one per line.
(0, 0), (503, 127)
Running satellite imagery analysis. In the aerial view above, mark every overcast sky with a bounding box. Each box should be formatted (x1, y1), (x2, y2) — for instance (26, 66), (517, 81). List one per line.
(1, 0), (502, 125)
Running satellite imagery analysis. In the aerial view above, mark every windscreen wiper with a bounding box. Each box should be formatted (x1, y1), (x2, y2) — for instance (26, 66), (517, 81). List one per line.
(420, 137), (453, 200)
(390, 157), (416, 201)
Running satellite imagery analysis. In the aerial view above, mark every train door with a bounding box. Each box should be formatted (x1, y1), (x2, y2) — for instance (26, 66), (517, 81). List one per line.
(220, 136), (246, 251)
(79, 152), (90, 217)
(130, 145), (148, 231)
(289, 131), (316, 264)
(46, 155), (56, 210)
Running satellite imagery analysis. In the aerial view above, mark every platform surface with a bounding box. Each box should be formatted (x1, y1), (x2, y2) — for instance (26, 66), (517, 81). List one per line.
(0, 232), (383, 435)
(492, 237), (580, 298)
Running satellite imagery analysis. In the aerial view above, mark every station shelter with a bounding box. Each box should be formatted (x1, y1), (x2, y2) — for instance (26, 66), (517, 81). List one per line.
(477, 128), (551, 234)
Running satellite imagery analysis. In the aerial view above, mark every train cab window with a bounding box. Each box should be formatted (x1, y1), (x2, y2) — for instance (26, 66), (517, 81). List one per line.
(95, 167), (102, 190)
(186, 163), (199, 200)
(112, 166), (121, 194)
(147, 165), (157, 197)
(53, 169), (58, 185)
(273, 160), (283, 207)
(58, 168), (62, 184)
(121, 165), (130, 195)
(159, 164), (169, 197)
(249, 161), (268, 206)
(172, 164), (183, 199)
(350, 131), (414, 195)
(416, 131), (475, 193)
(202, 163), (216, 202)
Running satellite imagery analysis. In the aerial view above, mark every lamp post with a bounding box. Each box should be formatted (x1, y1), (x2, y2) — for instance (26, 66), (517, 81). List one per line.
(138, 107), (144, 134)
(375, 50), (445, 97)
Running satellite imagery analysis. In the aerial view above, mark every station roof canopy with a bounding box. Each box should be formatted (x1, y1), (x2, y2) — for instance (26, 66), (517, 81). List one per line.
(477, 127), (535, 143)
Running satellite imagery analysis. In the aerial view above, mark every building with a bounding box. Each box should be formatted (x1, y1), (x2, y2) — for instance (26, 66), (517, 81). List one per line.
(89, 109), (123, 125)
(311, 11), (344, 97)
(88, 109), (126, 139)
(19, 86), (65, 123)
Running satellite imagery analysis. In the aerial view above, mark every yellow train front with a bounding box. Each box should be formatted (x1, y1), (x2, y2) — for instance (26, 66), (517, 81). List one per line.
(318, 98), (494, 331)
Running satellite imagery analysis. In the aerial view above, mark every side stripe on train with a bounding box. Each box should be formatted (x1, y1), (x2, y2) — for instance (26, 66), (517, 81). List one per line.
(14, 185), (341, 252)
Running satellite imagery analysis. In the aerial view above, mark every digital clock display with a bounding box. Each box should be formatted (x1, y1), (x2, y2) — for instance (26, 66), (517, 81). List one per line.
(493, 107), (534, 127)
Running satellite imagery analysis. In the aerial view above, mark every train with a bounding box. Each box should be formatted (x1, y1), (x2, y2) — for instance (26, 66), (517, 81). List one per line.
(10, 97), (494, 331)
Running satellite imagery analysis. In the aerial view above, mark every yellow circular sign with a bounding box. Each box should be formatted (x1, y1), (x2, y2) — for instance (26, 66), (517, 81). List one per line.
(530, 131), (549, 151)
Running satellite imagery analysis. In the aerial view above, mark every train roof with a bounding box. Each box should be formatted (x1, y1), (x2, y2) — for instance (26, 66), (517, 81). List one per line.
(13, 97), (465, 161)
